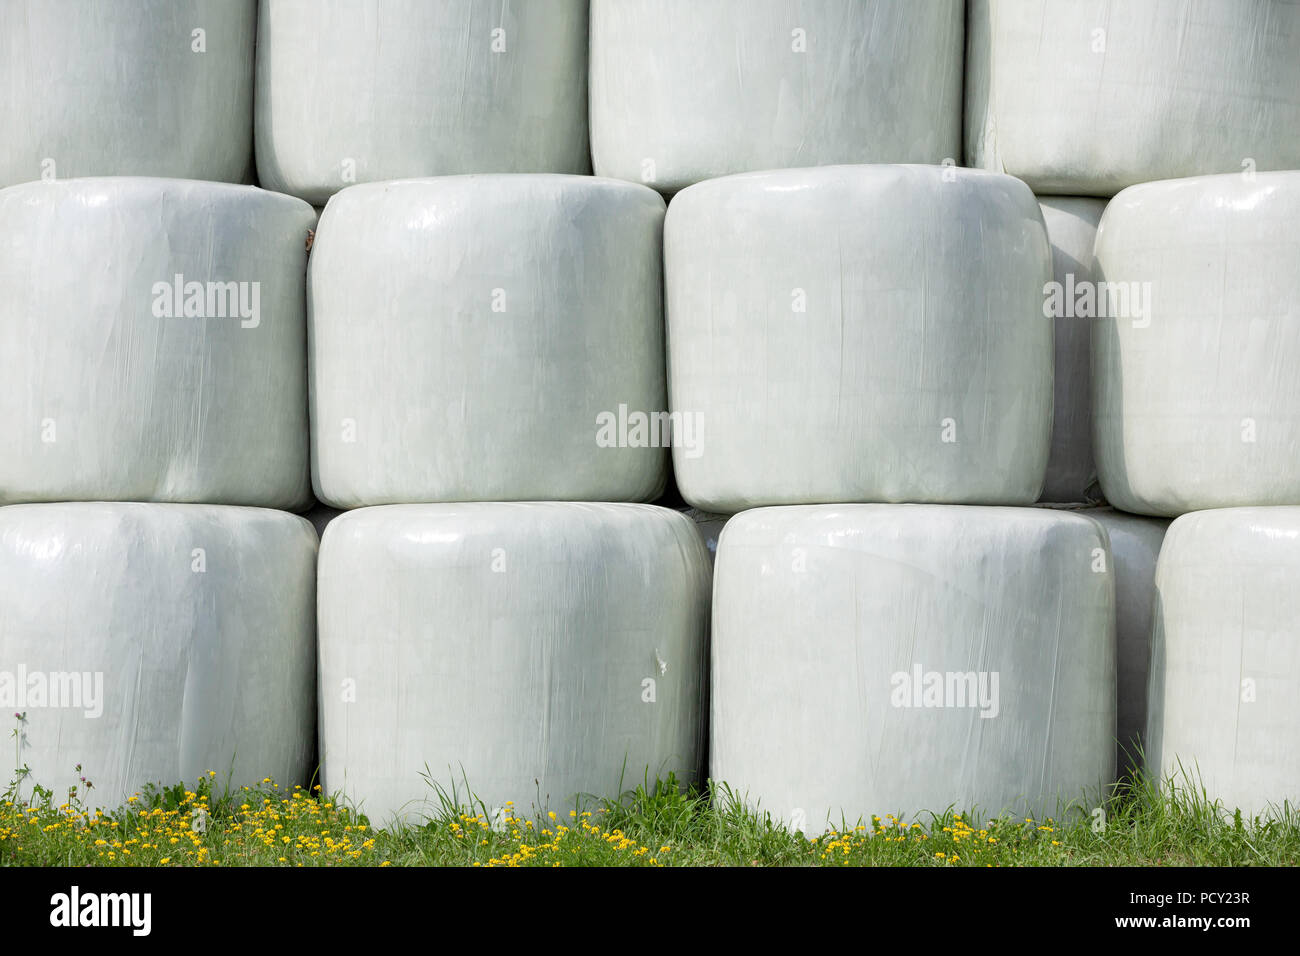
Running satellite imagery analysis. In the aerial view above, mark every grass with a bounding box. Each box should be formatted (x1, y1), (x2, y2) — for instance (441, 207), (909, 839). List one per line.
(3, 759), (1298, 867)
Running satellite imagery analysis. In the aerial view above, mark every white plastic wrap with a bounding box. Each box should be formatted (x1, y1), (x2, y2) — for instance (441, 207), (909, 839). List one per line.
(0, 178), (316, 509)
(1092, 171), (1300, 516)
(310, 175), (667, 507)
(1039, 198), (1106, 503)
(0, 503), (317, 805)
(665, 165), (1053, 513)
(1147, 508), (1300, 818)
(966, 0), (1300, 196)
(256, 0), (590, 205)
(711, 504), (1115, 828)
(0, 0), (255, 188)
(1084, 508), (1168, 777)
(317, 503), (711, 823)
(590, 0), (963, 195)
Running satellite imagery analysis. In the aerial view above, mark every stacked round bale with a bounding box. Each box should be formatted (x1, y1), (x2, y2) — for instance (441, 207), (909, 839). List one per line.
(1148, 509), (1300, 819)
(666, 163), (1054, 511)
(0, 179), (315, 508)
(590, 0), (964, 195)
(1092, 172), (1300, 516)
(711, 505), (1116, 828)
(308, 175), (669, 507)
(255, 0), (591, 204)
(0, 504), (316, 805)
(316, 503), (710, 824)
(966, 0), (1300, 195)
(0, 0), (258, 188)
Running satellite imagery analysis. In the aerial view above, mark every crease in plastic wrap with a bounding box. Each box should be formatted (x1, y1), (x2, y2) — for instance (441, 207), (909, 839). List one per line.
(1146, 508), (1300, 819)
(0, 503), (317, 806)
(0, 0), (256, 187)
(317, 503), (711, 825)
(1039, 197), (1106, 503)
(590, 0), (963, 195)
(665, 164), (1053, 514)
(1081, 507), (1168, 778)
(1092, 171), (1300, 516)
(255, 0), (591, 205)
(309, 175), (668, 507)
(966, 0), (1300, 196)
(0, 177), (316, 509)
(711, 504), (1115, 828)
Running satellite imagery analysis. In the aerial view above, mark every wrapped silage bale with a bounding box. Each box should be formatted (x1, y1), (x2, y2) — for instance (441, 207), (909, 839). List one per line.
(310, 175), (667, 507)
(1039, 198), (1106, 503)
(0, 178), (316, 509)
(0, 0), (256, 188)
(665, 164), (1053, 513)
(1147, 508), (1300, 818)
(317, 503), (711, 823)
(590, 0), (963, 195)
(966, 0), (1300, 196)
(0, 503), (317, 805)
(1083, 508), (1168, 777)
(1092, 171), (1300, 516)
(711, 505), (1115, 829)
(256, 0), (590, 205)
